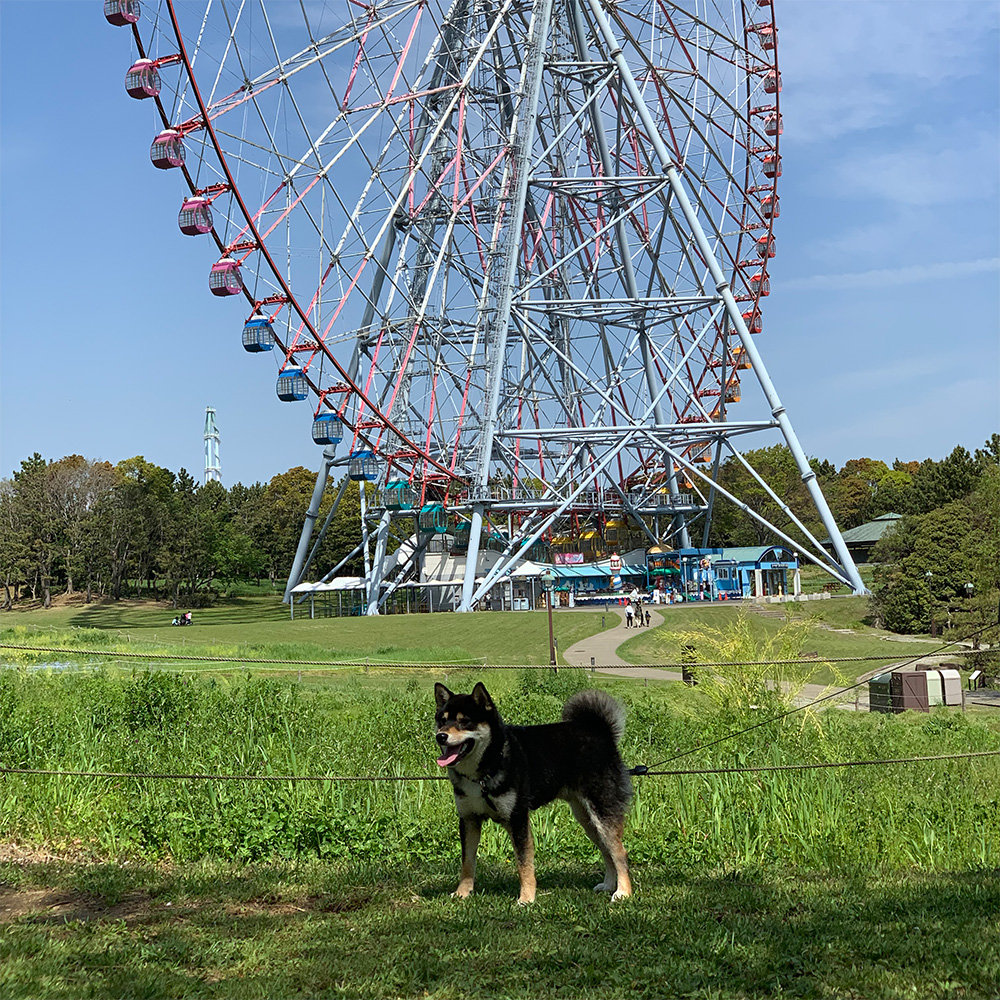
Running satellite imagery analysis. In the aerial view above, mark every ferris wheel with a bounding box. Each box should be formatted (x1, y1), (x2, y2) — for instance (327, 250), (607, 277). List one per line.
(106, 0), (864, 608)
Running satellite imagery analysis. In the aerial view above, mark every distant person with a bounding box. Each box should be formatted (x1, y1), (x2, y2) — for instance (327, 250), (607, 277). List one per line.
(625, 605), (634, 628)
(644, 610), (650, 628)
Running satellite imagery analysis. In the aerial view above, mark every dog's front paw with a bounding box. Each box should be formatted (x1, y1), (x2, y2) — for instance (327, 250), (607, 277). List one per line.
(452, 883), (474, 899)
(610, 887), (632, 902)
(593, 881), (613, 893)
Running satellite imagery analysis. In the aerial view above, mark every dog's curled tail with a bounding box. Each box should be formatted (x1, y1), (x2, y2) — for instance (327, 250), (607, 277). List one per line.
(562, 689), (626, 744)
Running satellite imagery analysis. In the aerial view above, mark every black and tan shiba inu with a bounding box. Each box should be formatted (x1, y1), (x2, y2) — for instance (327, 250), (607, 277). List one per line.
(434, 681), (633, 903)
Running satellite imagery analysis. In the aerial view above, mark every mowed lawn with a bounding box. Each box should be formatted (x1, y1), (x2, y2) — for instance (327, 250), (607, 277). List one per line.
(3, 596), (606, 667)
(3, 857), (998, 1000)
(4, 595), (941, 684)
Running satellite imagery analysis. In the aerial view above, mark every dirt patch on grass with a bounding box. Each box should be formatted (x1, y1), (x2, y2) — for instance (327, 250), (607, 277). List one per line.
(0, 840), (103, 865)
(0, 886), (156, 925)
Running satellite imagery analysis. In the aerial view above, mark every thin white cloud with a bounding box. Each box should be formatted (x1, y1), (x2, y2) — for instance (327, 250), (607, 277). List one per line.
(830, 128), (1000, 208)
(778, 2), (999, 143)
(781, 257), (1000, 291)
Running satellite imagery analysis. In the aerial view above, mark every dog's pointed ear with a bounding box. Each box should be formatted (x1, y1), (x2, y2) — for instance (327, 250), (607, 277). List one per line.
(471, 682), (494, 713)
(434, 683), (453, 709)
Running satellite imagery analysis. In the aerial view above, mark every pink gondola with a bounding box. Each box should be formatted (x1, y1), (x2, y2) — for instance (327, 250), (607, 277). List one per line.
(125, 59), (160, 99)
(150, 130), (185, 170)
(750, 273), (770, 297)
(763, 69), (781, 94)
(209, 257), (243, 297)
(764, 112), (783, 136)
(178, 196), (213, 235)
(752, 24), (776, 51)
(104, 0), (140, 26)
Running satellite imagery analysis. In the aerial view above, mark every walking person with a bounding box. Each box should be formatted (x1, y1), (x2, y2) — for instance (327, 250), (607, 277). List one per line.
(625, 605), (634, 628)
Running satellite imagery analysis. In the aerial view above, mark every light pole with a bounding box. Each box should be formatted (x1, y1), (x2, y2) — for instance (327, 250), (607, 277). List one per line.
(925, 570), (935, 636)
(540, 568), (557, 668)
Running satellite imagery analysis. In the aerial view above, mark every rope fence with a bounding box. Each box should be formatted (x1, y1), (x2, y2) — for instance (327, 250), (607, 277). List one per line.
(2, 623), (996, 786)
(2, 749), (999, 785)
(0, 642), (992, 671)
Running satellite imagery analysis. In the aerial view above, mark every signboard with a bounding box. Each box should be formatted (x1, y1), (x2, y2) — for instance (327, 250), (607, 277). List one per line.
(555, 552), (584, 565)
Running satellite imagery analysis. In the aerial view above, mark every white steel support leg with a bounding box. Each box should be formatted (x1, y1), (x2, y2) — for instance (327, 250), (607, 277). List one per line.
(366, 509), (392, 615)
(585, 0), (866, 594)
(283, 445), (337, 602)
(459, 0), (554, 611)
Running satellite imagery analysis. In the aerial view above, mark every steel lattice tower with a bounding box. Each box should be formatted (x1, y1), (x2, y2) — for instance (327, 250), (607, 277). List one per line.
(203, 407), (221, 485)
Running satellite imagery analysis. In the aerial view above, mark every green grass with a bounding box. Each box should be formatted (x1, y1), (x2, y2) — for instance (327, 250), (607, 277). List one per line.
(619, 601), (935, 683)
(2, 597), (602, 667)
(3, 858), (998, 999)
(798, 562), (876, 594)
(3, 600), (999, 997)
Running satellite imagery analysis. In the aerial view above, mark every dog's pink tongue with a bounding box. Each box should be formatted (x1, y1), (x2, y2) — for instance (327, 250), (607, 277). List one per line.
(437, 749), (462, 767)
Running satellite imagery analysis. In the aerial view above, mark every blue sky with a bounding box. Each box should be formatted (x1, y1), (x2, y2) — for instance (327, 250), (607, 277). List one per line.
(2, 1), (998, 487)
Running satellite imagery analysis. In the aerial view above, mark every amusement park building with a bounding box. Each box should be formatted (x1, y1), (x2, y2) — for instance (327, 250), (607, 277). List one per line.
(290, 537), (799, 616)
(821, 513), (902, 564)
(647, 545), (800, 600)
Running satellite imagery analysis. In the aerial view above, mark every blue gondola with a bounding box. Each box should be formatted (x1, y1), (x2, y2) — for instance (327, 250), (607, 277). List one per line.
(242, 314), (275, 352)
(348, 450), (379, 482)
(276, 366), (308, 401)
(383, 479), (415, 510)
(418, 503), (447, 533)
(311, 411), (344, 446)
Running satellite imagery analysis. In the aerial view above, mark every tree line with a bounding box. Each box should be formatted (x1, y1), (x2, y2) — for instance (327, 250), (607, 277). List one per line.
(704, 436), (998, 547)
(0, 455), (363, 609)
(703, 435), (999, 637)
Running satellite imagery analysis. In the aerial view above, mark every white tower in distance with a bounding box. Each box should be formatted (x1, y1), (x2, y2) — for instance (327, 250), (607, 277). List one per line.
(204, 407), (221, 484)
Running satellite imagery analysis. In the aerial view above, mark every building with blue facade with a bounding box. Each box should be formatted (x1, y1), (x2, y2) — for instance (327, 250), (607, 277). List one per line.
(648, 545), (800, 600)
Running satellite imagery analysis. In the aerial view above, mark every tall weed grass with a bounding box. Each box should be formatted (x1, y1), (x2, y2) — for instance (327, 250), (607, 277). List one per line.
(0, 663), (997, 874)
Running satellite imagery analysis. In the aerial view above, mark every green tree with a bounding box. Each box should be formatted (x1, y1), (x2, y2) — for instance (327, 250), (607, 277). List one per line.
(160, 468), (201, 607)
(827, 457), (913, 529)
(252, 467), (321, 584)
(11, 454), (57, 605)
(907, 445), (980, 514)
(974, 433), (1000, 470)
(45, 455), (117, 596)
(870, 478), (995, 635)
(102, 457), (175, 599)
(706, 445), (820, 548)
(0, 477), (29, 608)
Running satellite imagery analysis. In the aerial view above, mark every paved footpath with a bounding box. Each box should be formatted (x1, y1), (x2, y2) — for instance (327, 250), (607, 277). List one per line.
(561, 604), (684, 682)
(558, 603), (938, 710)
